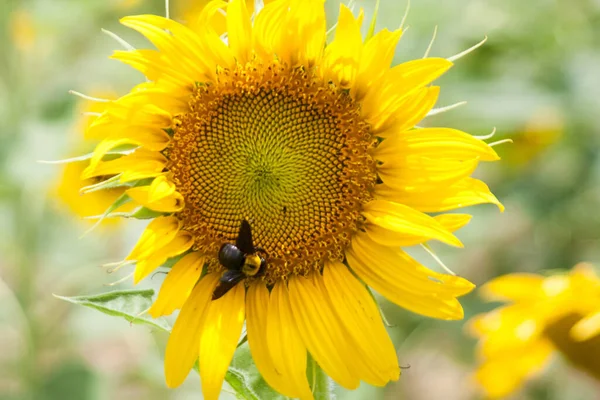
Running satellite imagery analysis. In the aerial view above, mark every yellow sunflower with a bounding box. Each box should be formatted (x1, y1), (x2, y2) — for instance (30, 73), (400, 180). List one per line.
(78, 0), (502, 398)
(468, 263), (600, 398)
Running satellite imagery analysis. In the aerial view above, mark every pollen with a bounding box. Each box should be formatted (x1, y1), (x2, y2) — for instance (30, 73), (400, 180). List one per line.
(168, 61), (377, 283)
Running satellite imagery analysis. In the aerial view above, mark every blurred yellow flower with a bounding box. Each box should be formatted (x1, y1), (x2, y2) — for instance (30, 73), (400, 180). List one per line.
(56, 158), (132, 224)
(9, 9), (36, 53)
(55, 91), (135, 225)
(468, 263), (600, 398)
(73, 0), (502, 398)
(501, 107), (564, 169)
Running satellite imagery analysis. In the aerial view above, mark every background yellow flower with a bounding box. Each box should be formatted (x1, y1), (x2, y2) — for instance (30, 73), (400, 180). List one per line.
(468, 264), (600, 398)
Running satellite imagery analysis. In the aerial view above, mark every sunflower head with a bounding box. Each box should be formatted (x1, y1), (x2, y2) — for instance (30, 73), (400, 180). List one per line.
(468, 263), (600, 398)
(75, 0), (503, 398)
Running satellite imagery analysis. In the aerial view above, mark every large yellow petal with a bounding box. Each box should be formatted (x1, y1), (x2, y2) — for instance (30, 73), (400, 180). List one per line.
(148, 252), (205, 318)
(361, 58), (452, 129)
(266, 281), (313, 399)
(120, 82), (189, 115)
(376, 177), (504, 213)
(133, 231), (194, 283)
(198, 283), (246, 400)
(377, 128), (499, 163)
(322, 4), (363, 88)
(378, 157), (479, 193)
(126, 176), (185, 213)
(362, 199), (463, 247)
(322, 262), (400, 384)
(127, 216), (181, 261)
(121, 14), (234, 80)
(254, 0), (326, 67)
(288, 275), (360, 389)
(81, 148), (167, 182)
(113, 49), (196, 88)
(365, 213), (472, 247)
(352, 28), (402, 101)
(372, 86), (440, 135)
(247, 282), (308, 398)
(434, 213), (473, 232)
(347, 233), (473, 320)
(226, 0), (252, 63)
(120, 15), (216, 82)
(164, 272), (220, 388)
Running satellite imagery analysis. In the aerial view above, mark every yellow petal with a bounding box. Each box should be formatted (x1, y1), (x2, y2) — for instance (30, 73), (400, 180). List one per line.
(373, 86), (440, 135)
(377, 127), (499, 162)
(322, 262), (400, 384)
(120, 15), (215, 82)
(198, 283), (246, 400)
(254, 0), (326, 67)
(148, 252), (205, 318)
(288, 275), (360, 389)
(227, 0), (252, 63)
(133, 231), (194, 284)
(191, 1), (236, 69)
(121, 13), (234, 80)
(120, 81), (189, 115)
(378, 157), (479, 193)
(481, 273), (546, 303)
(164, 272), (220, 388)
(247, 282), (307, 398)
(322, 4), (363, 88)
(127, 216), (181, 261)
(81, 148), (166, 182)
(376, 177), (504, 213)
(434, 213), (472, 232)
(112, 49), (195, 88)
(353, 28), (403, 101)
(361, 58), (452, 128)
(347, 232), (473, 320)
(126, 176), (185, 213)
(266, 281), (313, 400)
(570, 312), (600, 342)
(362, 199), (463, 247)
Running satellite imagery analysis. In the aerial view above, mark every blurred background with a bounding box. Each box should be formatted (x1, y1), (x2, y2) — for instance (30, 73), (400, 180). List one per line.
(2, 0), (600, 399)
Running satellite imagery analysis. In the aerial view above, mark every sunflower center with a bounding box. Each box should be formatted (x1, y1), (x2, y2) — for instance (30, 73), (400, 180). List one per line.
(169, 61), (376, 283)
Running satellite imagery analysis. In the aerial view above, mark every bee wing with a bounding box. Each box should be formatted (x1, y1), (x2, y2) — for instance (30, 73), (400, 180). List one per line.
(212, 270), (245, 301)
(236, 219), (255, 254)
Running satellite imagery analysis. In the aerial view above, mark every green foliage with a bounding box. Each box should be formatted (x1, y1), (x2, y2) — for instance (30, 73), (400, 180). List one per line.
(54, 289), (170, 332)
(226, 343), (289, 400)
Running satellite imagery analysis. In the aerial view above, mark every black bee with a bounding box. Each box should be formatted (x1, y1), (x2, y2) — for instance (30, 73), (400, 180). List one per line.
(212, 219), (267, 300)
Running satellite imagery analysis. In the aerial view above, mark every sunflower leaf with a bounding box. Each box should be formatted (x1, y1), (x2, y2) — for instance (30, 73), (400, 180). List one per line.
(53, 289), (170, 332)
(226, 342), (289, 400)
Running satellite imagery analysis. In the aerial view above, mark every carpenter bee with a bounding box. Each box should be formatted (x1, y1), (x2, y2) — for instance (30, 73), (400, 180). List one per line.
(212, 219), (267, 300)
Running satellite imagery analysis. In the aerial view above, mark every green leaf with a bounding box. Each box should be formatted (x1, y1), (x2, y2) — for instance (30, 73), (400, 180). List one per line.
(54, 289), (170, 332)
(225, 342), (289, 400)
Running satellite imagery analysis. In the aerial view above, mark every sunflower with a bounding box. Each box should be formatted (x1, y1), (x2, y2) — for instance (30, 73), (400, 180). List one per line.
(78, 0), (502, 398)
(468, 263), (600, 398)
